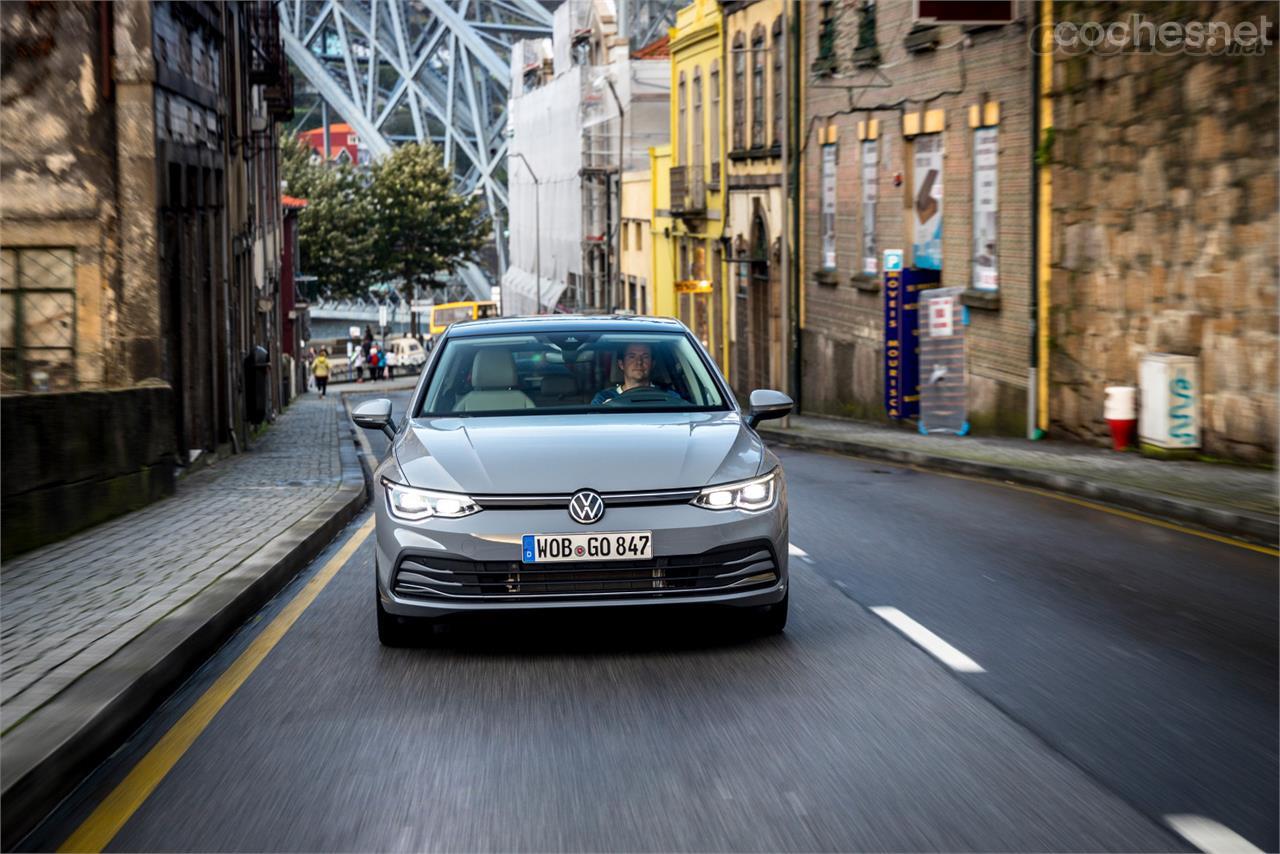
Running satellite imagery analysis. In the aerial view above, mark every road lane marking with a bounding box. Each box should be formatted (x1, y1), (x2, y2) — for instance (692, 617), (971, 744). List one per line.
(1165, 814), (1263, 854)
(785, 446), (1278, 557)
(788, 543), (814, 563)
(919, 467), (1279, 558)
(870, 607), (985, 673)
(59, 516), (376, 854)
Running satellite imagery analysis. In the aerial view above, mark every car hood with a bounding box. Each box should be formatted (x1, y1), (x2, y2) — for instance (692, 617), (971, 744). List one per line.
(394, 411), (765, 494)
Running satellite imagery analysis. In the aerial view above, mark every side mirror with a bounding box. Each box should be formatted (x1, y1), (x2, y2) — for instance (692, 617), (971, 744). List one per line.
(746, 389), (793, 429)
(352, 398), (396, 441)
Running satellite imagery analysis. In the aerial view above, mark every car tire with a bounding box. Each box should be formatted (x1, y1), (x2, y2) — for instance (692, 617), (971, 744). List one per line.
(752, 592), (789, 635)
(376, 589), (421, 647)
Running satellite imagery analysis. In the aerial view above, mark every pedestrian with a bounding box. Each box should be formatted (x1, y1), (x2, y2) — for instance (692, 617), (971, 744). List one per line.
(313, 348), (330, 397)
(386, 346), (397, 380)
(353, 348), (365, 383)
(369, 344), (381, 382)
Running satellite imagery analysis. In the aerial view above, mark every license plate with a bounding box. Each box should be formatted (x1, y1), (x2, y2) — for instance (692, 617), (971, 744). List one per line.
(522, 532), (652, 564)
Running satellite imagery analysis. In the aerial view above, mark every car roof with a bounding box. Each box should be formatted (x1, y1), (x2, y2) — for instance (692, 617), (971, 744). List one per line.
(444, 314), (687, 338)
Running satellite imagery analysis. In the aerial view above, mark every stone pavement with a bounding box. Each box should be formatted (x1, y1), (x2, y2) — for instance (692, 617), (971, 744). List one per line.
(758, 415), (1278, 545)
(1, 392), (351, 731)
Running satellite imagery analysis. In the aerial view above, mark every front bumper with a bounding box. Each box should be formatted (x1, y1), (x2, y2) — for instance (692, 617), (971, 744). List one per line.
(375, 498), (788, 619)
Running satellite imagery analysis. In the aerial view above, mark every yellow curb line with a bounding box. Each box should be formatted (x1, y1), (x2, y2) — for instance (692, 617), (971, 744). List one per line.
(59, 516), (377, 853)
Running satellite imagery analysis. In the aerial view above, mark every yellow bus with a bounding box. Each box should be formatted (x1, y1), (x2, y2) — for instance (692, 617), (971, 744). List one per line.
(428, 300), (499, 335)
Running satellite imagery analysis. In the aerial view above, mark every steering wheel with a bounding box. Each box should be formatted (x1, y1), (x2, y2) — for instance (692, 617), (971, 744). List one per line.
(608, 386), (672, 404)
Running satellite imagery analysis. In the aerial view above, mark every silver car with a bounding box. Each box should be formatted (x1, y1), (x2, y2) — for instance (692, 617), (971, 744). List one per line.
(352, 315), (792, 646)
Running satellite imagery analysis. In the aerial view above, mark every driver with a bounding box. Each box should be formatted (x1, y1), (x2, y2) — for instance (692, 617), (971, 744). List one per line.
(591, 342), (686, 405)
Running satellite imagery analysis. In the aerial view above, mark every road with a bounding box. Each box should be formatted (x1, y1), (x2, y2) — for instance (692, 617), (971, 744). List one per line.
(25, 390), (1277, 852)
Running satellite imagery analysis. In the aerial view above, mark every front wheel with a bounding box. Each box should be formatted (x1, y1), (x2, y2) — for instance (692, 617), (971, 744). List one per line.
(377, 589), (428, 647)
(750, 592), (789, 635)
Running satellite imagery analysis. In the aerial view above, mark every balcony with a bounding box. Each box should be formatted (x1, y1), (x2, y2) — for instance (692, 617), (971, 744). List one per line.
(669, 165), (706, 219)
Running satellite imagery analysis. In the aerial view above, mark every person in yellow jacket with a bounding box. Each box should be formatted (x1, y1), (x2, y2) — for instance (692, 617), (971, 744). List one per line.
(313, 349), (331, 397)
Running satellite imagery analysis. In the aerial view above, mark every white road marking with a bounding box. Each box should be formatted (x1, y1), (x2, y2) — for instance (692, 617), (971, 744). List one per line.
(870, 607), (985, 673)
(788, 543), (814, 563)
(1165, 815), (1264, 854)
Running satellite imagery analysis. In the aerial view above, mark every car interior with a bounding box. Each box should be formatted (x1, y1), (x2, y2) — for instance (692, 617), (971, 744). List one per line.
(420, 334), (726, 414)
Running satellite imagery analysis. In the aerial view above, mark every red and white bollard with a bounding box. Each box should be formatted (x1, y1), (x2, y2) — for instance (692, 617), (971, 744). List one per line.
(1104, 386), (1137, 451)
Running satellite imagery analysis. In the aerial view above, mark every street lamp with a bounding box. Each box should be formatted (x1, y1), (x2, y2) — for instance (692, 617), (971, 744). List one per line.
(509, 151), (541, 315)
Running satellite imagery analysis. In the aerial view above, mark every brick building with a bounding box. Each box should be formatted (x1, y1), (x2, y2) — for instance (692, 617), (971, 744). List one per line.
(800, 0), (1034, 434)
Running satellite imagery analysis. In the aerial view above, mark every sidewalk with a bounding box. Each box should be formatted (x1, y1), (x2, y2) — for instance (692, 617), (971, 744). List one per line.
(1, 392), (366, 847)
(758, 415), (1278, 546)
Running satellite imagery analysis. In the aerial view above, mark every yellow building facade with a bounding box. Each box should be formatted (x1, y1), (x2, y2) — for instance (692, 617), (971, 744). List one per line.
(648, 144), (677, 318)
(722, 0), (788, 396)
(619, 168), (654, 314)
(663, 0), (729, 376)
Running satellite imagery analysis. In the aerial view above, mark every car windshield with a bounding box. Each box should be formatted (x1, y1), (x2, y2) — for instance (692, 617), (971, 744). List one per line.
(417, 331), (729, 416)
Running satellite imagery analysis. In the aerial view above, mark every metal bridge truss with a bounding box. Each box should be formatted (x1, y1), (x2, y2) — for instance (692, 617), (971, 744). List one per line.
(278, 0), (555, 300)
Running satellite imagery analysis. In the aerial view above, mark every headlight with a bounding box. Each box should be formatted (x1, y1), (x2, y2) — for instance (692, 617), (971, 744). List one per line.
(692, 469), (778, 512)
(381, 477), (480, 521)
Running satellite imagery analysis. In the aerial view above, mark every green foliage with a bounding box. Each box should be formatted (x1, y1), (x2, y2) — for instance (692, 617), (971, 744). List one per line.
(279, 134), (377, 298)
(367, 143), (490, 295)
(278, 136), (488, 299)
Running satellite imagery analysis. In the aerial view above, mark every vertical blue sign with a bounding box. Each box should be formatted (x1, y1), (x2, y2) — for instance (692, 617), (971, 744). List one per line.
(884, 254), (937, 420)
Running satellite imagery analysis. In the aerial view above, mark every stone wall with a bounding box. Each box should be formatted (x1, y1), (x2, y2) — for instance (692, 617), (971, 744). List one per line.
(1, 385), (175, 559)
(1048, 1), (1278, 461)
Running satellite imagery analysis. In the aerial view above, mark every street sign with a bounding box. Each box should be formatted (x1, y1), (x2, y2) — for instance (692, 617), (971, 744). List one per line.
(348, 326), (361, 339)
(378, 304), (388, 328)
(883, 249), (903, 272)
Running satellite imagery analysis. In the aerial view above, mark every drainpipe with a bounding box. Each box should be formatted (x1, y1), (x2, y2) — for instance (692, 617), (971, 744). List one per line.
(1030, 0), (1053, 439)
(788, 0), (803, 410)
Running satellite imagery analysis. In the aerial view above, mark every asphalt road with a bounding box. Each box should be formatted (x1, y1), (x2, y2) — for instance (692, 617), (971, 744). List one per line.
(26, 393), (1277, 852)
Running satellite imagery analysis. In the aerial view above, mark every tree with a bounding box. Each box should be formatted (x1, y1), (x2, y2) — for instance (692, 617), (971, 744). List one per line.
(367, 143), (490, 299)
(279, 134), (378, 298)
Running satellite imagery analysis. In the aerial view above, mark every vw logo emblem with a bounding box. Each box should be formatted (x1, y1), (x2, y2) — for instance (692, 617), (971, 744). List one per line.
(568, 489), (605, 525)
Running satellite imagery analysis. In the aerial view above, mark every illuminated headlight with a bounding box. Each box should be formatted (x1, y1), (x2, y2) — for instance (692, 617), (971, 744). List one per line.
(693, 470), (778, 512)
(381, 477), (480, 521)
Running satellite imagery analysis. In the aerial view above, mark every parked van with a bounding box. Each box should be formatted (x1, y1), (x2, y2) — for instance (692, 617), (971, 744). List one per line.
(388, 336), (427, 368)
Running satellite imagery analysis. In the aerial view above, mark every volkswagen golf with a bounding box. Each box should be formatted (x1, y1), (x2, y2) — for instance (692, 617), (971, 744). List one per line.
(351, 315), (792, 645)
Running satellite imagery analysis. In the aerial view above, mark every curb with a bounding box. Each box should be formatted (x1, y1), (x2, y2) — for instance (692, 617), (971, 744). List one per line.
(1, 400), (370, 849)
(757, 427), (1279, 548)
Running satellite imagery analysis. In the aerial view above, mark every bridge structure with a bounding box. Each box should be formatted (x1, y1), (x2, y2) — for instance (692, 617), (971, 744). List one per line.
(279, 1), (679, 301)
(278, 0), (556, 299)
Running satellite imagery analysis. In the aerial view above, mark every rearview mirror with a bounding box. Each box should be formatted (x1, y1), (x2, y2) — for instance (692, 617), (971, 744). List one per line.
(352, 398), (395, 440)
(746, 389), (793, 429)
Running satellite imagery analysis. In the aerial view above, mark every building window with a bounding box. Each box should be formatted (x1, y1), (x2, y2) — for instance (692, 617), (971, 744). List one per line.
(677, 72), (686, 166)
(861, 138), (878, 275)
(709, 60), (721, 182)
(972, 126), (999, 290)
(751, 26), (766, 149)
(732, 33), (745, 151)
(636, 222), (643, 251)
(692, 66), (704, 172)
(821, 144), (837, 270)
(854, 0), (880, 66)
(912, 133), (944, 270)
(0, 248), (77, 392)
(813, 0), (836, 74)
(771, 18), (783, 149)
(622, 221), (630, 252)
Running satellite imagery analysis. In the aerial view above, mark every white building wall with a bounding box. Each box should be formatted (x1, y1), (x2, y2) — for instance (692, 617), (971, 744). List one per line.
(506, 62), (584, 315)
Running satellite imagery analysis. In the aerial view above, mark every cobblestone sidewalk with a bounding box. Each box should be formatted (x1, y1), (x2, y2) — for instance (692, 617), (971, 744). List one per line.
(759, 415), (1277, 541)
(0, 394), (347, 731)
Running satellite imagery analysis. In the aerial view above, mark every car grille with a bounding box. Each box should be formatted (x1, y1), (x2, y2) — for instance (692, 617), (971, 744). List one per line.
(392, 540), (780, 602)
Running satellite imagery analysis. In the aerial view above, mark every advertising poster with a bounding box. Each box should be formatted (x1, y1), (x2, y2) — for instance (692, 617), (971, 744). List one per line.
(972, 127), (999, 290)
(912, 134), (944, 270)
(821, 144), (837, 269)
(861, 139), (878, 275)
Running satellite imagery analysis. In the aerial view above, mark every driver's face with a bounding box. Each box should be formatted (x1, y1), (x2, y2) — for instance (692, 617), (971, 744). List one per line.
(619, 343), (653, 386)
